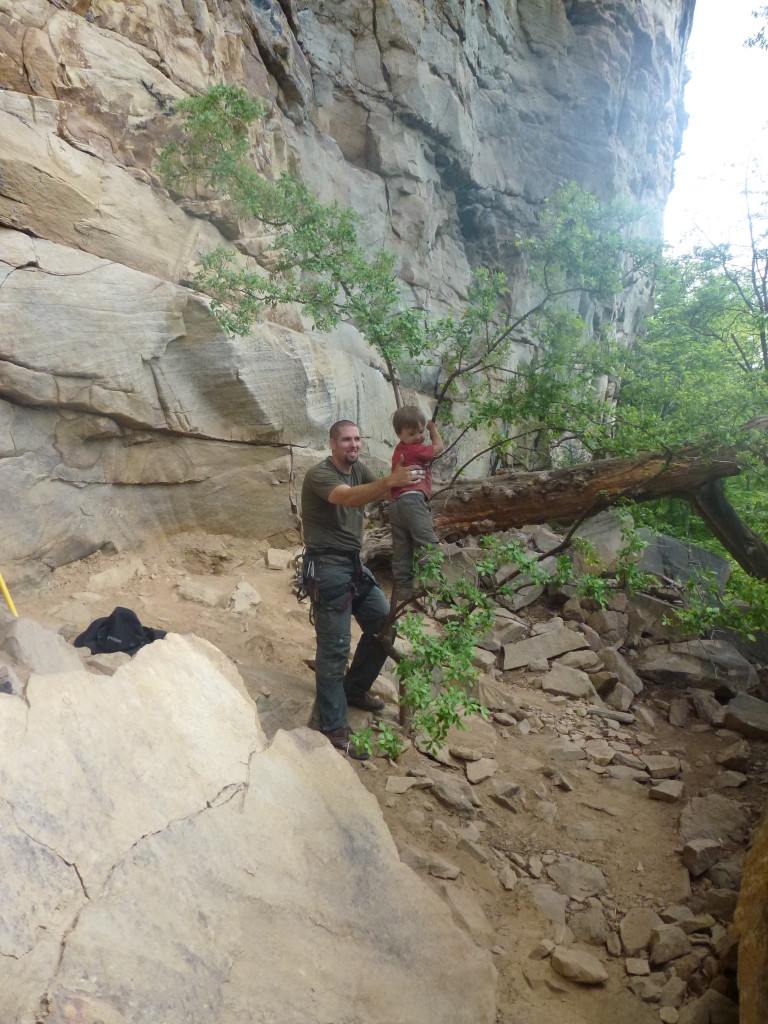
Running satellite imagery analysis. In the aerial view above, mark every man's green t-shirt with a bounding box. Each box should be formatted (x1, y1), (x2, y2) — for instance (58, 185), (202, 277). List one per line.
(301, 458), (376, 552)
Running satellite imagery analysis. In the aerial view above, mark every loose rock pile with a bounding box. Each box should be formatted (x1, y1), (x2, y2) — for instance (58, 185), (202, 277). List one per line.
(360, 518), (768, 1023)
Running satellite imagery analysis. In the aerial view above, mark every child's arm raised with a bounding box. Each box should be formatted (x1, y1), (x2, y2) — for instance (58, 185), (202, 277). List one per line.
(427, 420), (444, 456)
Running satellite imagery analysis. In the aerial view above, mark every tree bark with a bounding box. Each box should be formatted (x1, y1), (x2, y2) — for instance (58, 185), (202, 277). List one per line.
(685, 479), (768, 580)
(363, 442), (768, 582)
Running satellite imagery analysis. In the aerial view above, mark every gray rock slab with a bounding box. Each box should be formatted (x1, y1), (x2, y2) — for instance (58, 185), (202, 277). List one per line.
(641, 754), (680, 779)
(542, 661), (597, 700)
(715, 738), (750, 771)
(649, 780), (685, 803)
(724, 692), (768, 740)
(550, 946), (608, 984)
(649, 924), (693, 965)
(546, 855), (606, 900)
(501, 626), (588, 670)
(682, 838), (723, 878)
(620, 907), (664, 956)
(638, 532), (732, 591)
(602, 647), (643, 696)
(679, 794), (747, 844)
(635, 639), (757, 692)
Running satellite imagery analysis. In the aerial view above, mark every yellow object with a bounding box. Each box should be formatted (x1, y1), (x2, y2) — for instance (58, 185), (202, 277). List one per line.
(0, 570), (17, 617)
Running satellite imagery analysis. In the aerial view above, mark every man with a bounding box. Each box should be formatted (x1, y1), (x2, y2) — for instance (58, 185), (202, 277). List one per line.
(301, 420), (422, 759)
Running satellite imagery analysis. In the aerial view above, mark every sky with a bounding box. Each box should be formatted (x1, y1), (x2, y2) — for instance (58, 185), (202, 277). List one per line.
(662, 0), (767, 257)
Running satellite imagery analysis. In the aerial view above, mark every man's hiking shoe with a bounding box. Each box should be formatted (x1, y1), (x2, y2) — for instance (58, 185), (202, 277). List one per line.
(346, 691), (385, 713)
(323, 726), (370, 760)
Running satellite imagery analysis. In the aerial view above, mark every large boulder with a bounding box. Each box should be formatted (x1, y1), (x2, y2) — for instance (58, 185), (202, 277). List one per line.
(0, 0), (693, 573)
(0, 629), (496, 1023)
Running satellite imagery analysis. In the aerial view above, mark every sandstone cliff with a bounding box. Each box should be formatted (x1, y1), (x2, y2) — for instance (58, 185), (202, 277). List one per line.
(0, 0), (694, 583)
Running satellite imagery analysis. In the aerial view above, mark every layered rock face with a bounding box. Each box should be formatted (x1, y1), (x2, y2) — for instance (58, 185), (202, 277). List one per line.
(0, 0), (694, 582)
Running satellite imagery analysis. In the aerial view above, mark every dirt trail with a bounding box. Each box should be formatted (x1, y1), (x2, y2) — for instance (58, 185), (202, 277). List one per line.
(17, 531), (764, 1024)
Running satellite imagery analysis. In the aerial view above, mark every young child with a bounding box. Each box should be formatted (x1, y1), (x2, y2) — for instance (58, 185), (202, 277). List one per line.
(389, 406), (444, 601)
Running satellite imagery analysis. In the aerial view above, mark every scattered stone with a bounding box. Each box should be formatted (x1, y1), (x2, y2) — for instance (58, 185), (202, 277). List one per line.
(629, 974), (666, 1002)
(613, 750), (647, 771)
(493, 712), (517, 726)
(530, 884), (568, 925)
(585, 739), (615, 766)
(659, 975), (688, 1008)
(550, 946), (608, 985)
(714, 738), (750, 771)
(690, 689), (725, 727)
(229, 581), (262, 613)
(471, 647), (498, 671)
(498, 864), (518, 891)
(679, 794), (747, 843)
(712, 770), (747, 789)
(724, 692), (768, 740)
(546, 856), (606, 900)
(677, 989), (738, 1024)
(457, 838), (488, 864)
(561, 596), (585, 622)
(559, 648), (602, 670)
(606, 931), (622, 956)
(265, 548), (288, 570)
(431, 778), (477, 817)
(668, 697), (689, 727)
(546, 738), (587, 761)
(649, 924), (693, 965)
(600, 646), (645, 695)
(429, 856), (461, 880)
(659, 1008), (680, 1024)
(569, 904), (609, 946)
(682, 838), (723, 878)
(606, 764), (649, 783)
(542, 661), (597, 700)
(465, 758), (497, 784)
(649, 780), (685, 803)
(604, 682), (635, 711)
(491, 778), (522, 811)
(706, 856), (743, 891)
(620, 907), (665, 956)
(688, 889), (738, 922)
(449, 745), (482, 762)
(177, 578), (229, 607)
(642, 754), (681, 779)
(634, 706), (657, 730)
(387, 776), (432, 794)
(635, 639), (757, 692)
(528, 938), (555, 960)
(528, 855), (544, 879)
(501, 626), (589, 670)
(625, 957), (650, 975)
(585, 609), (628, 643)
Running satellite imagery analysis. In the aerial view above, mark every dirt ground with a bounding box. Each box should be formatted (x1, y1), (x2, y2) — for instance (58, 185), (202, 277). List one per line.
(15, 531), (766, 1024)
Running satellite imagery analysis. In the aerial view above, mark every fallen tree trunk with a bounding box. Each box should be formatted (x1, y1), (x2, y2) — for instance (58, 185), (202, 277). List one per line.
(363, 442), (768, 582)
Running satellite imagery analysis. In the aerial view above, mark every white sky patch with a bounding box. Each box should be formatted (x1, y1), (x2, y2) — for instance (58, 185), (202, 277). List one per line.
(663, 0), (767, 259)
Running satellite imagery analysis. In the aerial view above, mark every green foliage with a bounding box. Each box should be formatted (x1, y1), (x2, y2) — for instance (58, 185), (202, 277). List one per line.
(664, 566), (768, 641)
(396, 561), (493, 753)
(157, 85), (423, 382)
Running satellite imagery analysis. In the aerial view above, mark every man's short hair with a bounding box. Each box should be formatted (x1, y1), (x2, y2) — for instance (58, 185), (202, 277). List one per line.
(392, 406), (426, 434)
(329, 419), (358, 440)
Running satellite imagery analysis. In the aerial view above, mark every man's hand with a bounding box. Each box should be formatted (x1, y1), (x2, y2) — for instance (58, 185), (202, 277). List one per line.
(389, 455), (423, 489)
(328, 456), (421, 508)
